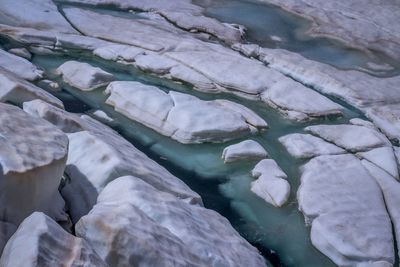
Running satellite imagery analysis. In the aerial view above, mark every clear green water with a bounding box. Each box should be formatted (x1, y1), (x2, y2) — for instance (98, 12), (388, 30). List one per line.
(28, 52), (364, 267)
(195, 0), (400, 77)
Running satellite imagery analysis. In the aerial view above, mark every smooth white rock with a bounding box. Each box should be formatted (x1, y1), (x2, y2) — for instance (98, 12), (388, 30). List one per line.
(306, 124), (390, 152)
(0, 69), (63, 108)
(0, 212), (107, 267)
(358, 147), (399, 179)
(361, 160), (400, 262)
(258, 48), (400, 142)
(299, 154), (394, 266)
(7, 48), (31, 60)
(0, 0), (78, 34)
(0, 49), (42, 81)
(105, 81), (267, 143)
(222, 140), (268, 163)
(250, 159), (290, 207)
(78, 176), (268, 267)
(56, 61), (114, 91)
(261, 79), (343, 120)
(0, 103), (68, 225)
(37, 79), (60, 92)
(59, 0), (242, 44)
(76, 200), (203, 266)
(279, 133), (346, 159)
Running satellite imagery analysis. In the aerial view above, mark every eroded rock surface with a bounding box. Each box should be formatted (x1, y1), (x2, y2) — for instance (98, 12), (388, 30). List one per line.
(0, 103), (68, 225)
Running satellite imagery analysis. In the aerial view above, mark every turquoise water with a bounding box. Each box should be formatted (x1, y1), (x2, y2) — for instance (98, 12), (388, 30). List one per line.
(3, 1), (397, 265)
(195, 0), (400, 77)
(28, 51), (364, 267)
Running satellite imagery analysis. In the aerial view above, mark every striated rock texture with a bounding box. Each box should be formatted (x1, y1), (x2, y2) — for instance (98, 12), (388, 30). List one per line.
(76, 176), (268, 267)
(105, 81), (268, 143)
(0, 212), (107, 267)
(0, 103), (68, 225)
(259, 0), (400, 61)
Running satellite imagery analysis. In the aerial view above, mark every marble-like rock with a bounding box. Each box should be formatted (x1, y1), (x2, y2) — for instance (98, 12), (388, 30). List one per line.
(299, 154), (394, 266)
(279, 133), (345, 159)
(76, 199), (203, 266)
(258, 47), (400, 142)
(23, 99), (202, 223)
(0, 49), (42, 81)
(0, 212), (107, 267)
(7, 48), (31, 60)
(56, 61), (114, 91)
(93, 44), (145, 62)
(250, 159), (290, 207)
(77, 175), (267, 267)
(0, 68), (63, 108)
(0, 0), (78, 34)
(358, 147), (399, 179)
(37, 79), (60, 92)
(0, 103), (68, 225)
(260, 79), (343, 121)
(222, 140), (268, 163)
(306, 124), (390, 152)
(105, 81), (267, 143)
(361, 160), (400, 261)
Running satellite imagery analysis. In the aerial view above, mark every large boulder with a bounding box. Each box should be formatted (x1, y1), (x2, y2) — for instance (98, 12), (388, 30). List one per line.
(0, 212), (107, 267)
(0, 103), (68, 225)
(76, 176), (267, 267)
(105, 81), (268, 143)
(299, 154), (394, 266)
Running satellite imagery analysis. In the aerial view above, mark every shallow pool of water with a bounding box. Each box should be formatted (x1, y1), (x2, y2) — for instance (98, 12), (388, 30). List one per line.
(28, 50), (366, 267)
(195, 0), (400, 77)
